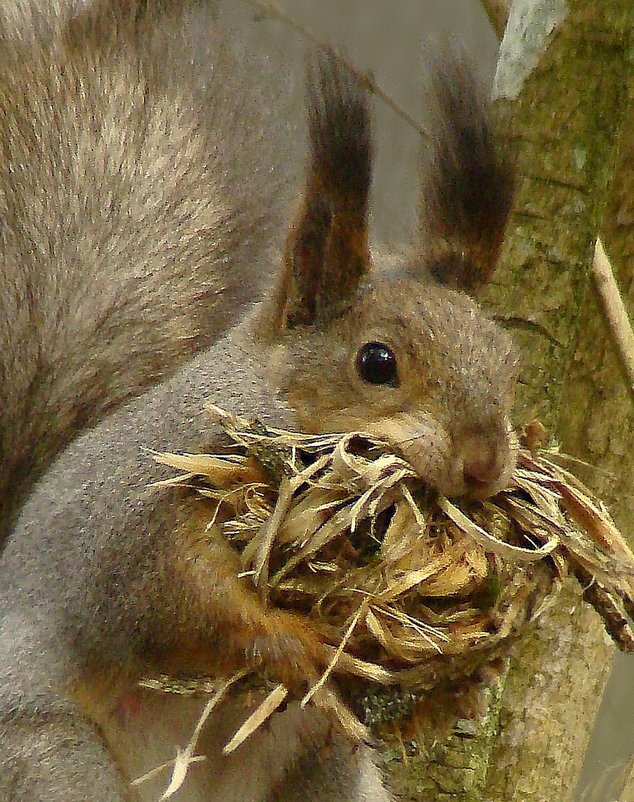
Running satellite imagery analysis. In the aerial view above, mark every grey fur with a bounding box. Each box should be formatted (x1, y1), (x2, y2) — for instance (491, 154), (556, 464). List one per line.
(1, 323), (392, 802)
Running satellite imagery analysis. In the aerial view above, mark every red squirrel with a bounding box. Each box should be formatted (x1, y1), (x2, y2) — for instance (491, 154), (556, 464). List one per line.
(0, 2), (516, 800)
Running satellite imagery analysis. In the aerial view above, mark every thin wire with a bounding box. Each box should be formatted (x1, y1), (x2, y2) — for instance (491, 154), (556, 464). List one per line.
(238, 0), (432, 141)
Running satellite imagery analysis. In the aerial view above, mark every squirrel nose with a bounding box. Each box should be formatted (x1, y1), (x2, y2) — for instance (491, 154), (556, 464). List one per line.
(459, 431), (507, 498)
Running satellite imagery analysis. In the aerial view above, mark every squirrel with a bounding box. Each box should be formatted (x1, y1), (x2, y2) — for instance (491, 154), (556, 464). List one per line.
(0, 2), (517, 801)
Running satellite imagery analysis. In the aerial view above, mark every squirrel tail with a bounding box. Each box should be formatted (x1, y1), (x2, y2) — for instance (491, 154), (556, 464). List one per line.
(418, 52), (515, 291)
(0, 2), (286, 542)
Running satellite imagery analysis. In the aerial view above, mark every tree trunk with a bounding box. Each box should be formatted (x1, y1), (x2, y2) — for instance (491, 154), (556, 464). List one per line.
(384, 1), (634, 799)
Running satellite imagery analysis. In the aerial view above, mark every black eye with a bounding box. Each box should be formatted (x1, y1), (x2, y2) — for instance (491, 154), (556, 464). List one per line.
(355, 342), (399, 386)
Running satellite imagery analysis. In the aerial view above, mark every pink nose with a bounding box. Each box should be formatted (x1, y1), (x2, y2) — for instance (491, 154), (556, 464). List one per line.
(459, 431), (507, 497)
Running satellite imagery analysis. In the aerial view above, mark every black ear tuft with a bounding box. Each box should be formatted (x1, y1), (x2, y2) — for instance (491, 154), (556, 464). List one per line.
(306, 50), (372, 213)
(275, 50), (373, 331)
(419, 53), (514, 292)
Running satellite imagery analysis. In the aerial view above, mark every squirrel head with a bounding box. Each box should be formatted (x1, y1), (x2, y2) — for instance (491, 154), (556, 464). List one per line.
(257, 52), (518, 500)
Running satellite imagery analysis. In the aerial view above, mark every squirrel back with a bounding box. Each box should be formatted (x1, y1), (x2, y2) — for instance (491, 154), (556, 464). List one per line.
(0, 0), (285, 542)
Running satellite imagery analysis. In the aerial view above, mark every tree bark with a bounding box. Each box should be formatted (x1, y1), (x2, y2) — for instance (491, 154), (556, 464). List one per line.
(481, 0), (511, 39)
(384, 1), (634, 800)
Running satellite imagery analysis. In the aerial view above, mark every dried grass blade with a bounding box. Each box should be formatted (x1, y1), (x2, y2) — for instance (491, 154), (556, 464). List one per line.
(330, 649), (395, 683)
(439, 497), (558, 562)
(381, 500), (423, 564)
(373, 605), (447, 652)
(315, 685), (371, 743)
(271, 505), (361, 586)
(379, 543), (467, 602)
(133, 670), (245, 797)
(554, 480), (634, 564)
(223, 684), (289, 755)
(302, 601), (369, 707)
(252, 476), (298, 596)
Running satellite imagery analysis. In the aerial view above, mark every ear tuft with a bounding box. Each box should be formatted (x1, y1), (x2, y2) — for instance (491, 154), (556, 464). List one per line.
(276, 50), (373, 331)
(306, 51), (372, 213)
(419, 53), (515, 293)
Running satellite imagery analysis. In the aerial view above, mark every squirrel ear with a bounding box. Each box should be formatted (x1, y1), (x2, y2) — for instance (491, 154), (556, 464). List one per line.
(418, 54), (514, 294)
(275, 51), (372, 329)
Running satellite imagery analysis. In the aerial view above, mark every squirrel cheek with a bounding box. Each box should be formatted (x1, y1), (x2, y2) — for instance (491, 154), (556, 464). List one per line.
(365, 414), (453, 493)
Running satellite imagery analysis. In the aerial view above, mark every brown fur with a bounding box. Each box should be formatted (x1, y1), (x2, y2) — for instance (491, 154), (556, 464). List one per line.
(263, 275), (518, 498)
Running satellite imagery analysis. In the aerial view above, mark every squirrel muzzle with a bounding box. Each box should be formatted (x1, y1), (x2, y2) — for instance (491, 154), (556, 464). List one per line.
(367, 412), (518, 501)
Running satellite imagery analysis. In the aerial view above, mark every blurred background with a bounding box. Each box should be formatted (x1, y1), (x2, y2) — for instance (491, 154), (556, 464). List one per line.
(205, 2), (632, 799)
(207, 0), (497, 246)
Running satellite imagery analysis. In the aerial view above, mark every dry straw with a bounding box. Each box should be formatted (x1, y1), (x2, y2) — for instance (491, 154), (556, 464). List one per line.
(146, 405), (634, 767)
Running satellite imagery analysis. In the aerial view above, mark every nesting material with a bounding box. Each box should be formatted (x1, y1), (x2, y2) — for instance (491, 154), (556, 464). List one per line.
(150, 405), (634, 741)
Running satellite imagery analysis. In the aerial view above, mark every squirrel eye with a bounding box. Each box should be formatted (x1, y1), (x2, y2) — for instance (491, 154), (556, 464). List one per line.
(355, 342), (399, 386)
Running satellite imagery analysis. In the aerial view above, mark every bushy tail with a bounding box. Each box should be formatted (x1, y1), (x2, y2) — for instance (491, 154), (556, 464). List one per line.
(0, 1), (286, 542)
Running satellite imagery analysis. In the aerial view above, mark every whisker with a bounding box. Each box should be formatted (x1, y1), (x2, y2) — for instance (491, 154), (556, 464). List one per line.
(389, 434), (425, 448)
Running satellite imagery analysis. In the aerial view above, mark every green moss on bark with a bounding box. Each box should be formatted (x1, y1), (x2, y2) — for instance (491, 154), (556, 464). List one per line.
(384, 2), (633, 800)
(384, 682), (503, 802)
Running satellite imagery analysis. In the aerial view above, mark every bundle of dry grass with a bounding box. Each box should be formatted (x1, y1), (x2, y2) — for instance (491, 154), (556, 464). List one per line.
(149, 404), (634, 745)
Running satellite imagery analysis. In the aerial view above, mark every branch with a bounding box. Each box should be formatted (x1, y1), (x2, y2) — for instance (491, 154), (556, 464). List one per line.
(591, 238), (634, 400)
(237, 0), (431, 140)
(481, 0), (511, 39)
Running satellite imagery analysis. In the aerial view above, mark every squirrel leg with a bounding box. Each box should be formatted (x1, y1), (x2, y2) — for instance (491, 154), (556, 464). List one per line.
(0, 616), (129, 801)
(0, 694), (129, 801)
(269, 730), (392, 802)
